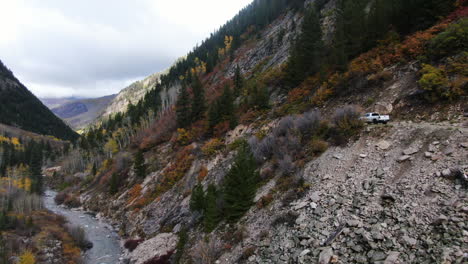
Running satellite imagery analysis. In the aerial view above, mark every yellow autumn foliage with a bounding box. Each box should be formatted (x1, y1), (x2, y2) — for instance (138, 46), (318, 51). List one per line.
(19, 250), (35, 264)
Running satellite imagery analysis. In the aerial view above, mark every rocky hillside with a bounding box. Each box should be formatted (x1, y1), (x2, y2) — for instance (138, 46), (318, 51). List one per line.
(46, 95), (116, 130)
(101, 72), (163, 118)
(51, 0), (467, 263)
(0, 60), (78, 141)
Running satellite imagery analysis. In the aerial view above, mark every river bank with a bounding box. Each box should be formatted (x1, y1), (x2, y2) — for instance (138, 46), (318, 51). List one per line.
(43, 189), (123, 264)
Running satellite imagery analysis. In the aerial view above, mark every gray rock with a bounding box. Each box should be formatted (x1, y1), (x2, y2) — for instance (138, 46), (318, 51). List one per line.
(318, 247), (333, 264)
(398, 155), (411, 162)
(293, 201), (309, 210)
(443, 147), (454, 156)
(347, 219), (361, 227)
(130, 233), (178, 264)
(402, 235), (417, 247)
(310, 192), (321, 202)
(384, 251), (400, 264)
(442, 169), (452, 177)
(424, 152), (432, 158)
(299, 249), (310, 257)
(372, 251), (387, 261)
(461, 142), (468, 148)
(310, 202), (318, 209)
(376, 140), (391, 150)
(333, 154), (343, 160)
(403, 147), (418, 155)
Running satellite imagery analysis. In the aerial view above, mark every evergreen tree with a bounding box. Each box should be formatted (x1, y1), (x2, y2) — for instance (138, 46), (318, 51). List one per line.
(342, 0), (369, 58)
(208, 101), (222, 132)
(191, 76), (206, 122)
(223, 145), (259, 222)
(233, 65), (244, 96)
(91, 163), (97, 176)
(251, 84), (270, 110)
(109, 173), (120, 195)
(204, 184), (220, 232)
(190, 184), (205, 212)
(208, 85), (237, 132)
(220, 85), (237, 129)
(329, 8), (348, 71)
(0, 234), (7, 264)
(176, 84), (192, 128)
(134, 150), (146, 178)
(284, 5), (324, 87)
(29, 146), (43, 194)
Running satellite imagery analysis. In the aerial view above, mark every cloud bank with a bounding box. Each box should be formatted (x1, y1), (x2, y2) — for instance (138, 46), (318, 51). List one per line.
(0, 0), (253, 98)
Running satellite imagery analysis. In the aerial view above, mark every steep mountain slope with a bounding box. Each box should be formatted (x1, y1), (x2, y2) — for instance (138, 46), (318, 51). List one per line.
(48, 95), (116, 130)
(101, 72), (163, 118)
(0, 60), (78, 141)
(52, 0), (467, 263)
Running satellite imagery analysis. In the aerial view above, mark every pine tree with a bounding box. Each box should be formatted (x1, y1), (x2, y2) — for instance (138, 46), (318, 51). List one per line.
(342, 0), (369, 58)
(220, 85), (237, 129)
(208, 101), (222, 132)
(329, 8), (348, 71)
(176, 84), (192, 128)
(91, 163), (97, 176)
(190, 184), (205, 212)
(134, 150), (146, 178)
(233, 65), (244, 96)
(208, 85), (237, 132)
(223, 145), (259, 222)
(191, 76), (206, 122)
(29, 146), (43, 194)
(204, 184), (220, 232)
(0, 234), (7, 264)
(109, 173), (119, 195)
(284, 4), (324, 87)
(251, 84), (270, 110)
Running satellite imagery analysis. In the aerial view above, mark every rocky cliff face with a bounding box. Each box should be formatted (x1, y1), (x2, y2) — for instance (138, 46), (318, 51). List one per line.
(102, 72), (163, 118)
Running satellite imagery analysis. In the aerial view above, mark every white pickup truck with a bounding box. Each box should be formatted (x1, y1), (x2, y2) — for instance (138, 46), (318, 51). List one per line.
(361, 112), (390, 124)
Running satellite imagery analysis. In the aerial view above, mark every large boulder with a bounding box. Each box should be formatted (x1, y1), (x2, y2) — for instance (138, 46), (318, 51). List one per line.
(130, 233), (178, 264)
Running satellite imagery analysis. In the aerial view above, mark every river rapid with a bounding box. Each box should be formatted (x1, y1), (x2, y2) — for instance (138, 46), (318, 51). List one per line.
(43, 190), (123, 264)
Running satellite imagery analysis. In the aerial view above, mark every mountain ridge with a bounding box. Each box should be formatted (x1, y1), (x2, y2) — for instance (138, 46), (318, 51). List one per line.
(0, 60), (78, 141)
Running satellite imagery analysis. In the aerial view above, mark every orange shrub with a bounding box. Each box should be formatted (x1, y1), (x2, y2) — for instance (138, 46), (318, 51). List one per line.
(176, 128), (193, 146)
(154, 146), (195, 197)
(213, 121), (231, 138)
(287, 87), (312, 104)
(198, 166), (208, 182)
(126, 184), (142, 206)
(201, 138), (224, 156)
(310, 87), (333, 106)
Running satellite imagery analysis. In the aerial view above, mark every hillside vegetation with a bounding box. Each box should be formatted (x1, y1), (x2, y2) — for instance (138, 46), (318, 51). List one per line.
(44, 0), (467, 263)
(0, 61), (78, 142)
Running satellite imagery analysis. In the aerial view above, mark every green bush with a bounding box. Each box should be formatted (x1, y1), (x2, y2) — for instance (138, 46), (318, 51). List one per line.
(418, 64), (463, 102)
(429, 18), (468, 59)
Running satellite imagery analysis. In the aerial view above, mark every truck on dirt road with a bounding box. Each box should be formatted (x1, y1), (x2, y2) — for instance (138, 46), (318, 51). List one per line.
(361, 112), (390, 124)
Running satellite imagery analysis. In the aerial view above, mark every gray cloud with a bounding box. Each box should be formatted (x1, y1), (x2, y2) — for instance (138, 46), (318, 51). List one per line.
(0, 0), (252, 98)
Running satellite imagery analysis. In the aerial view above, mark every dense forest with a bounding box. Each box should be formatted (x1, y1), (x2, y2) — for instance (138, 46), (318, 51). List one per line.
(0, 61), (78, 142)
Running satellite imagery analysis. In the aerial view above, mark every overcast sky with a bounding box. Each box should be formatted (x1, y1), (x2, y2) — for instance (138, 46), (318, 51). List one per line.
(0, 0), (253, 98)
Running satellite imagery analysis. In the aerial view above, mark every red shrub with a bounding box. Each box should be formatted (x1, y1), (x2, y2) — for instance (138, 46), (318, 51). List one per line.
(124, 239), (144, 252)
(142, 250), (174, 264)
(138, 109), (177, 150)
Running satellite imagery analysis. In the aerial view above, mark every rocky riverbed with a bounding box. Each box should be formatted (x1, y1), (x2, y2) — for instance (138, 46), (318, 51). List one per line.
(43, 190), (123, 264)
